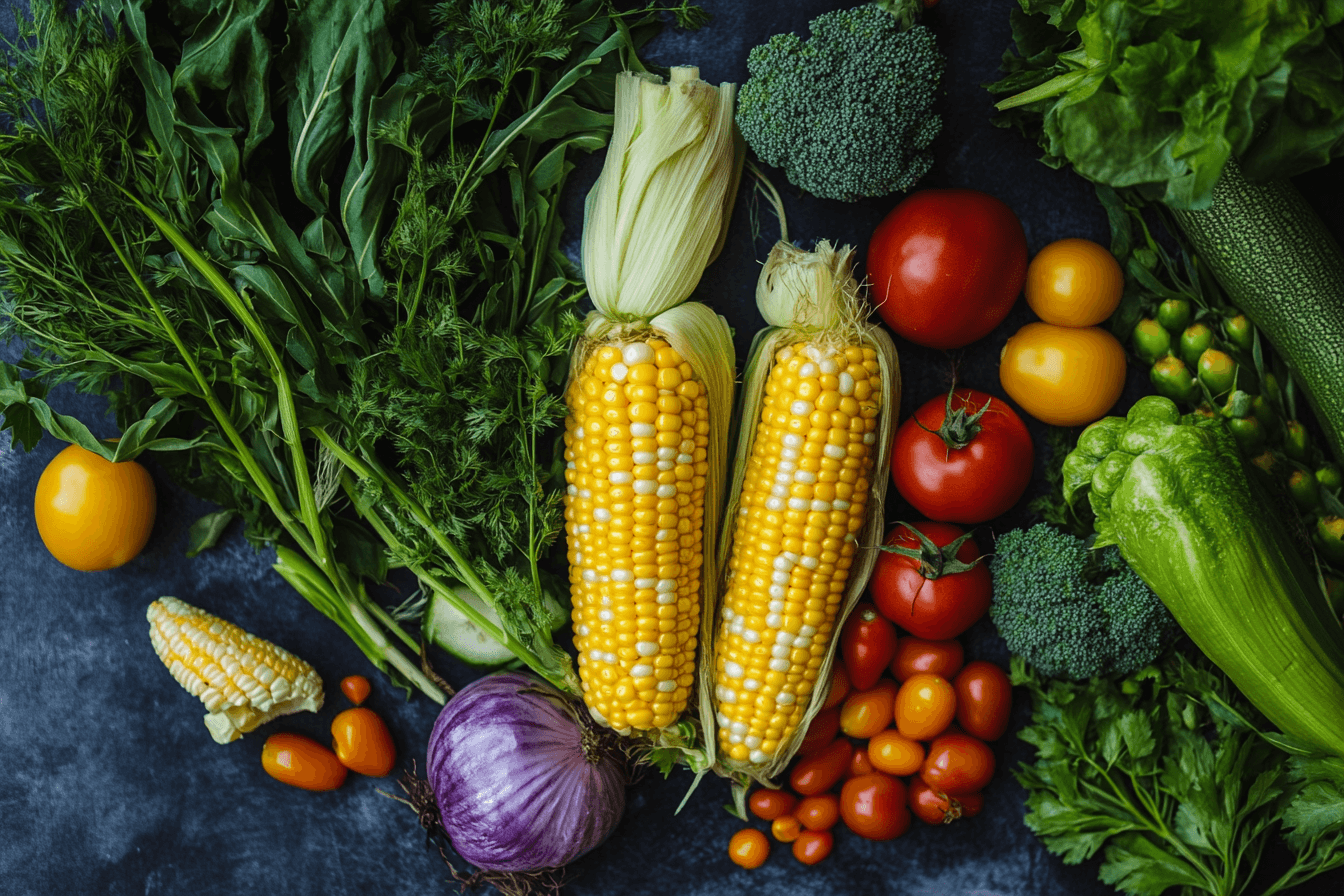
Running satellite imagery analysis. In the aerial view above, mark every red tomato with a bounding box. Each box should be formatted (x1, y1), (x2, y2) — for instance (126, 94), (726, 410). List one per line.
(840, 680), (900, 739)
(895, 673), (957, 740)
(870, 523), (990, 640)
(848, 747), (877, 778)
(908, 777), (984, 825)
(790, 739), (853, 796)
(821, 663), (850, 711)
(891, 389), (1034, 523)
(339, 675), (372, 706)
(749, 788), (798, 822)
(890, 637), (964, 682)
(792, 829), (833, 864)
(839, 774), (910, 841)
(921, 732), (996, 796)
(797, 707), (840, 757)
(867, 189), (1027, 350)
(840, 603), (898, 691)
(796, 794), (841, 831)
(954, 661), (1013, 742)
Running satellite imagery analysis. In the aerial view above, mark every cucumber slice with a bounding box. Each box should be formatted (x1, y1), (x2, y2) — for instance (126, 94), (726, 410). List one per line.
(422, 586), (515, 668)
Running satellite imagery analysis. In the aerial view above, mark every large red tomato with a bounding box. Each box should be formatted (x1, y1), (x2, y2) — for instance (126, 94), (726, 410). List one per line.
(867, 189), (1027, 350)
(870, 522), (990, 640)
(891, 388), (1034, 523)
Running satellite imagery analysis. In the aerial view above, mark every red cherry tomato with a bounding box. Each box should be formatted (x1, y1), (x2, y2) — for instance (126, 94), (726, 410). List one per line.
(908, 777), (984, 825)
(339, 675), (371, 706)
(839, 773), (911, 841)
(796, 794), (841, 831)
(797, 707), (840, 757)
(848, 747), (877, 779)
(891, 389), (1034, 524)
(790, 739), (853, 796)
(921, 732), (996, 796)
(840, 603), (898, 691)
(870, 522), (990, 640)
(749, 788), (798, 822)
(792, 829), (833, 864)
(820, 663), (850, 711)
(867, 189), (1028, 350)
(954, 661), (1013, 741)
(890, 637), (964, 682)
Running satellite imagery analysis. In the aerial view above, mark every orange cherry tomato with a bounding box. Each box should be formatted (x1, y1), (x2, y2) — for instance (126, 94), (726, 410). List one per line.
(954, 661), (1013, 741)
(848, 747), (876, 778)
(330, 707), (396, 776)
(895, 673), (957, 740)
(1025, 238), (1123, 327)
(797, 707), (840, 757)
(999, 322), (1127, 426)
(749, 788), (798, 822)
(795, 794), (841, 831)
(840, 773), (910, 841)
(840, 603), (899, 691)
(890, 637), (964, 682)
(772, 814), (802, 843)
(261, 733), (347, 791)
(821, 663), (850, 711)
(839, 679), (899, 739)
(339, 675), (371, 706)
(790, 738), (853, 796)
(908, 777), (984, 825)
(921, 732), (996, 796)
(729, 828), (770, 869)
(868, 729), (925, 776)
(792, 829), (833, 865)
(34, 444), (156, 571)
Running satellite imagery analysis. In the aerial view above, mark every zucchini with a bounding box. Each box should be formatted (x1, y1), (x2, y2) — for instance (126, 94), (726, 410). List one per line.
(1169, 159), (1344, 462)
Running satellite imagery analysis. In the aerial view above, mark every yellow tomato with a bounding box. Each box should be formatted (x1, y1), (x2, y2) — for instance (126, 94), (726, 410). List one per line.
(1025, 238), (1123, 327)
(999, 323), (1127, 426)
(34, 444), (156, 571)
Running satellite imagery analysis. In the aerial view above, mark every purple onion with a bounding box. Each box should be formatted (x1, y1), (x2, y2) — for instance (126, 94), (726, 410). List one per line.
(426, 672), (626, 872)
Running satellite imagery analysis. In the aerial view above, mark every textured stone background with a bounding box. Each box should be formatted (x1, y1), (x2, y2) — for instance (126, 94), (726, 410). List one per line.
(2, 1), (1342, 894)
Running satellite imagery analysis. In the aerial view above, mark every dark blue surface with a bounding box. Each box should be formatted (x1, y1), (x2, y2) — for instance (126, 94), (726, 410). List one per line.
(3, 1), (1343, 894)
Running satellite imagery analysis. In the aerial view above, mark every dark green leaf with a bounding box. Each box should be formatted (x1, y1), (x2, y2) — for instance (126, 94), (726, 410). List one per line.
(185, 510), (237, 557)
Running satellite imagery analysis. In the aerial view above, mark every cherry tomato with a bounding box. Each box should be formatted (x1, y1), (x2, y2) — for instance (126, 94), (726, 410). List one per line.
(870, 522), (990, 640)
(840, 773), (910, 841)
(1025, 238), (1123, 327)
(890, 389), (1034, 524)
(868, 189), (1028, 350)
(921, 732), (996, 796)
(908, 777), (984, 825)
(868, 729), (925, 776)
(890, 637), (964, 682)
(839, 679), (899, 739)
(330, 707), (396, 776)
(895, 673), (957, 740)
(729, 828), (769, 869)
(772, 814), (802, 843)
(999, 322), (1127, 426)
(792, 829), (833, 865)
(795, 794), (841, 831)
(261, 733), (347, 791)
(340, 675), (371, 706)
(797, 707), (840, 757)
(840, 603), (898, 691)
(749, 788), (798, 822)
(790, 739), (853, 796)
(34, 444), (156, 571)
(848, 748), (877, 778)
(820, 663), (850, 711)
(954, 661), (1013, 742)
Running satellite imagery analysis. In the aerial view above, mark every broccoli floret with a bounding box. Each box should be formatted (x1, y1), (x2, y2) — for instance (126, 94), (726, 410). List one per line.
(989, 524), (1179, 680)
(735, 4), (944, 202)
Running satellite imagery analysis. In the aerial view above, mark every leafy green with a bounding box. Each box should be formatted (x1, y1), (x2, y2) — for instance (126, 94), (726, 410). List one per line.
(1014, 652), (1344, 896)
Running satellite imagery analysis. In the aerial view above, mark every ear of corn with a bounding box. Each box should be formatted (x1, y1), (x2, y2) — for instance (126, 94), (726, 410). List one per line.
(703, 240), (900, 783)
(566, 66), (741, 739)
(148, 596), (324, 744)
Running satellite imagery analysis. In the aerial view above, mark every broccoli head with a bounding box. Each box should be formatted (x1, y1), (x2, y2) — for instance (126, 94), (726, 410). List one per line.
(989, 524), (1179, 680)
(735, 4), (944, 202)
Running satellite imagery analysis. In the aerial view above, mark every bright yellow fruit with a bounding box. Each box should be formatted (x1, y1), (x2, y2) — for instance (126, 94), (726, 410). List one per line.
(1025, 238), (1124, 327)
(999, 323), (1127, 427)
(34, 444), (156, 571)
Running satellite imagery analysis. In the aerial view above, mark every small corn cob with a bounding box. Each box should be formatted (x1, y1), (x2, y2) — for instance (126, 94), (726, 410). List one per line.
(148, 597), (324, 744)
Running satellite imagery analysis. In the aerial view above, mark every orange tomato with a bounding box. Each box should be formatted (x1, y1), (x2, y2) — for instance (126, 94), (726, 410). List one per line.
(792, 829), (833, 865)
(262, 733), (347, 791)
(839, 679), (899, 739)
(848, 747), (876, 778)
(728, 828), (769, 869)
(34, 444), (156, 571)
(790, 739), (853, 796)
(797, 707), (840, 757)
(840, 773), (910, 841)
(772, 814), (802, 843)
(1025, 238), (1123, 327)
(999, 322), (1127, 426)
(749, 788), (798, 822)
(330, 707), (396, 776)
(340, 675), (372, 706)
(795, 794), (841, 831)
(868, 729), (925, 776)
(890, 637), (964, 682)
(820, 663), (850, 711)
(895, 673), (957, 740)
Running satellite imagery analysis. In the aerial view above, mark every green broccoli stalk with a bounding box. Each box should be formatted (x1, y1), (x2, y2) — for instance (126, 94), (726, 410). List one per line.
(989, 523), (1178, 680)
(735, 1), (944, 202)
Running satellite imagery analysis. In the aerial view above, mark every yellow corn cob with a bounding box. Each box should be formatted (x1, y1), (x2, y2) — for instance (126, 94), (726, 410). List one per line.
(148, 596), (324, 744)
(564, 337), (709, 732)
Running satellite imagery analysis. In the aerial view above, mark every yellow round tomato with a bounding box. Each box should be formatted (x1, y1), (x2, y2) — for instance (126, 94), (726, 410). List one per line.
(999, 323), (1127, 426)
(1025, 238), (1123, 327)
(34, 444), (156, 571)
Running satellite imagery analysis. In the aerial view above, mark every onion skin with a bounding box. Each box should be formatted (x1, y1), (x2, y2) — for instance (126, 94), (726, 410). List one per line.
(427, 672), (626, 872)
